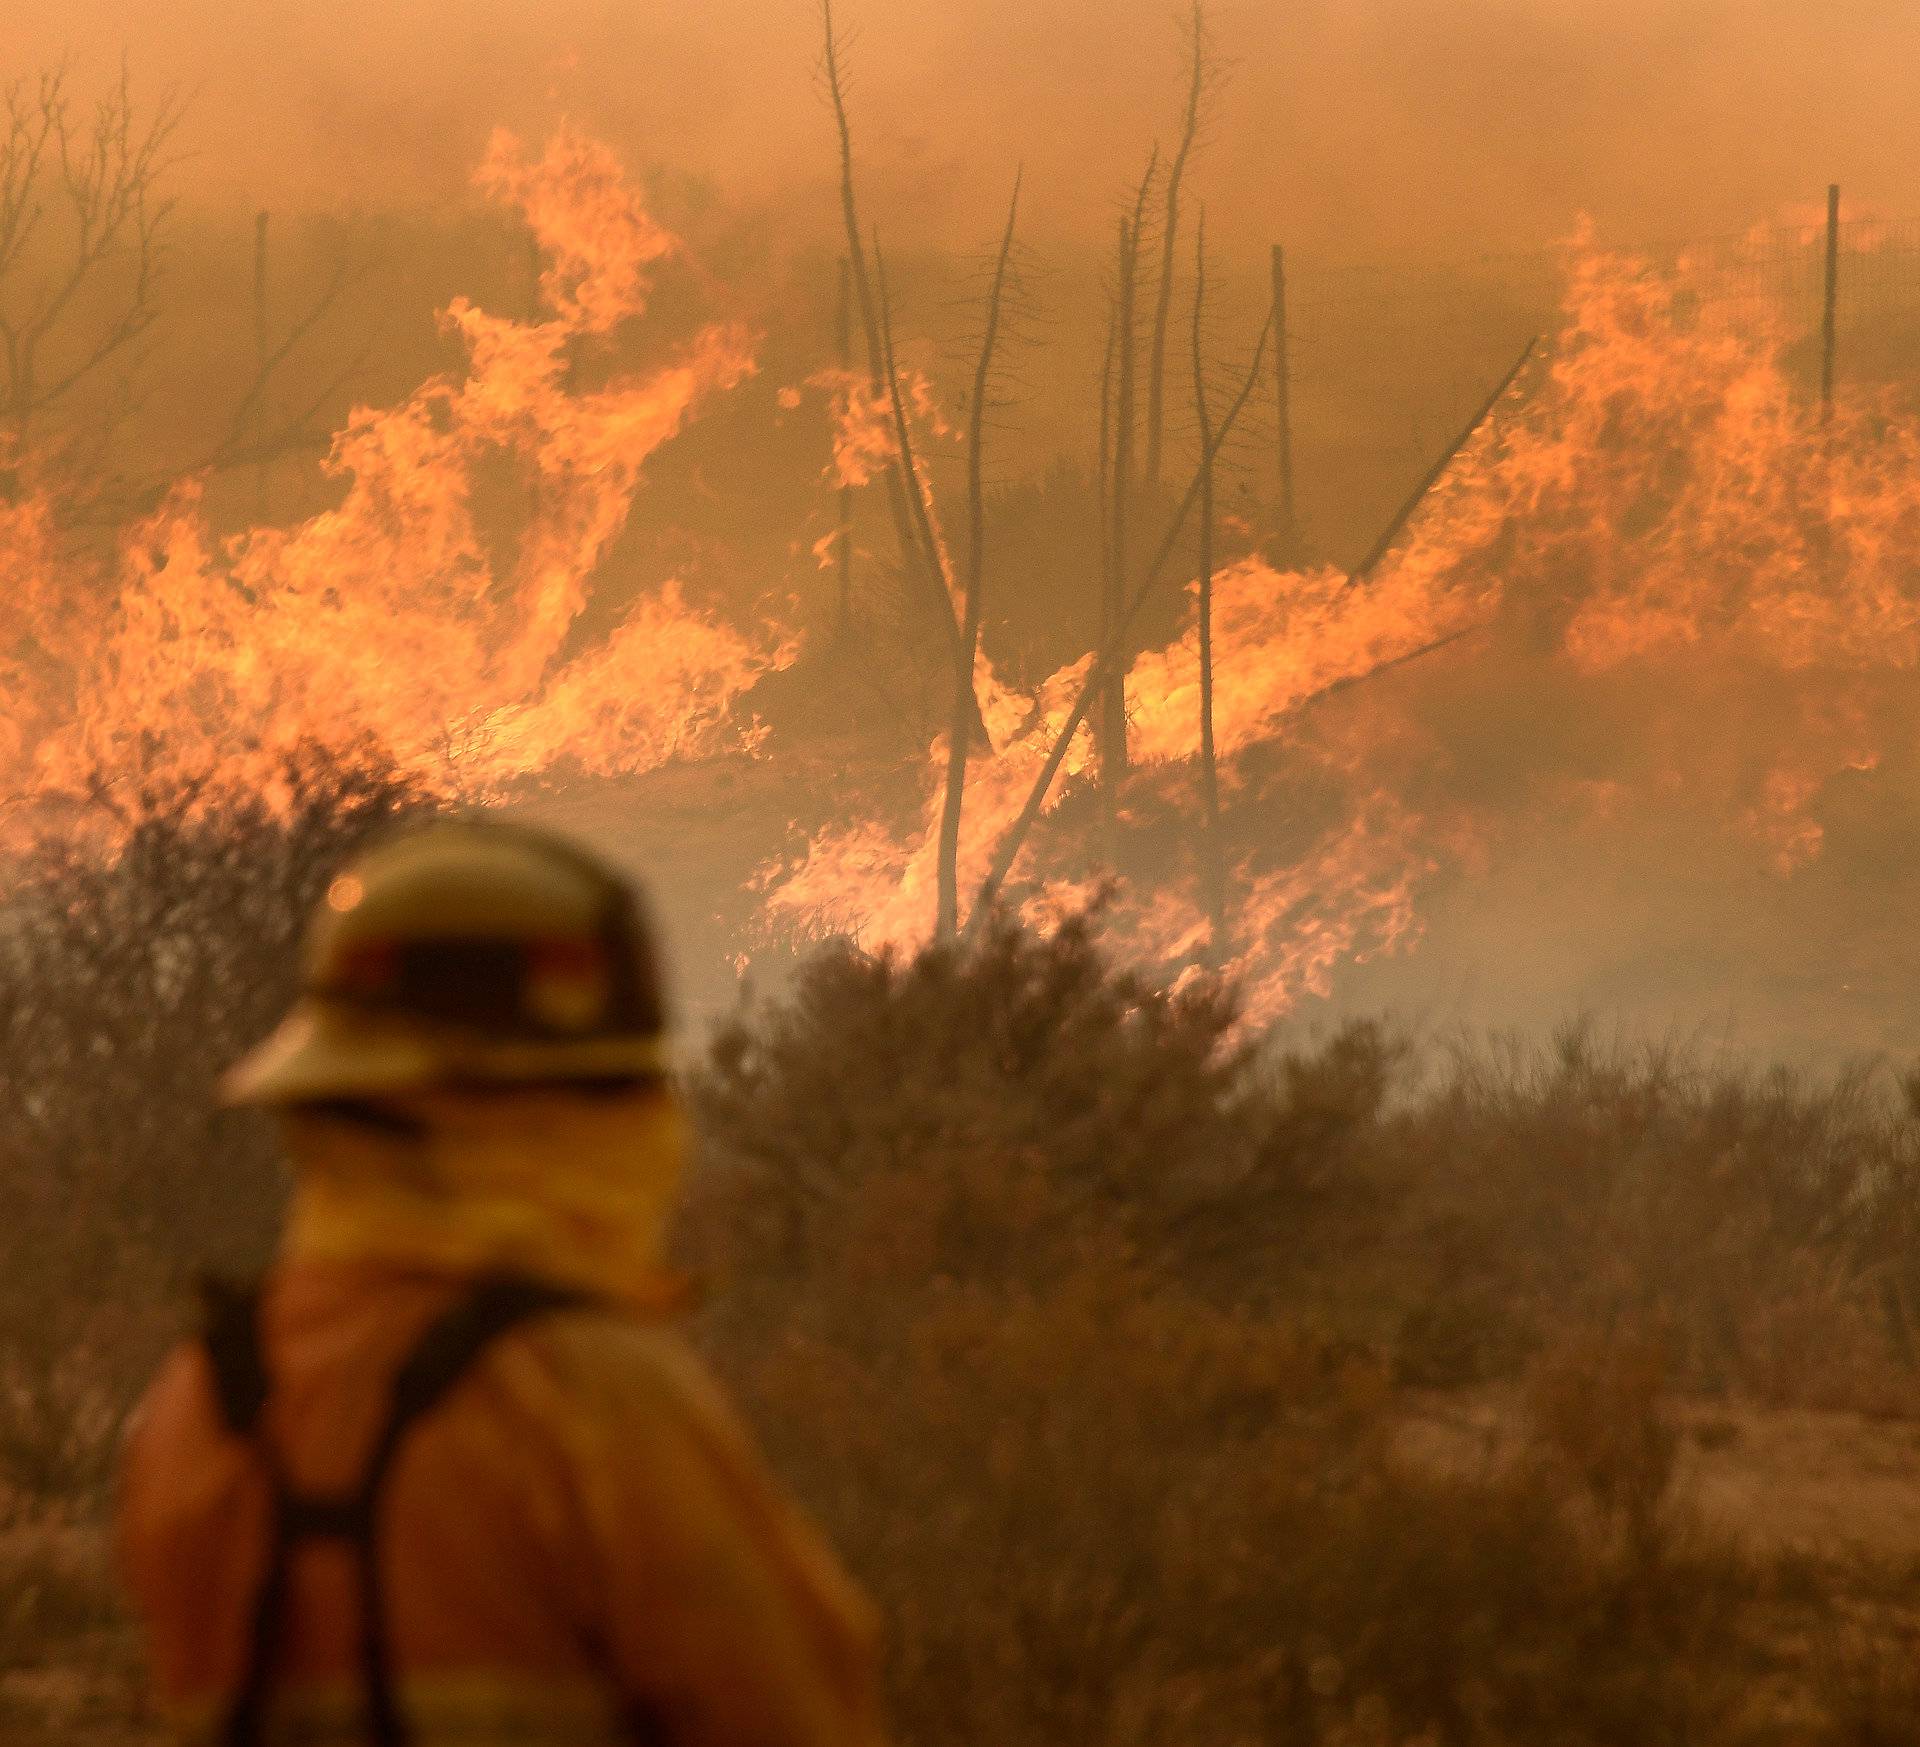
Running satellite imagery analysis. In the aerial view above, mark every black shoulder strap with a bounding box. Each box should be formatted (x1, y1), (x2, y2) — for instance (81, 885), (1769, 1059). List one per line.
(356, 1275), (591, 1747)
(204, 1273), (591, 1747)
(364, 1275), (588, 1496)
(199, 1277), (270, 1438)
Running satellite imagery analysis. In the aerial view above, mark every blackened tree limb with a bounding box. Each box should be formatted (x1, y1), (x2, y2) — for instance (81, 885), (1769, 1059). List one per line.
(936, 168), (1022, 941)
(0, 65), (182, 502)
(1103, 211), (1142, 821)
(1144, 3), (1213, 488)
(874, 244), (977, 695)
(966, 305), (1274, 930)
(1191, 210), (1227, 955)
(819, 0), (968, 661)
(1346, 335), (1538, 587)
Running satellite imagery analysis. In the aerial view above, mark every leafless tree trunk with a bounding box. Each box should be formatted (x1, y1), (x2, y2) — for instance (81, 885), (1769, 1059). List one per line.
(1102, 210), (1143, 828)
(935, 171), (1022, 942)
(1271, 241), (1298, 557)
(1143, 3), (1215, 489)
(1096, 262), (1117, 642)
(872, 248), (989, 747)
(1191, 212), (1227, 955)
(92, 225), (378, 526)
(0, 69), (369, 523)
(0, 66), (181, 495)
(819, 1), (969, 681)
(1097, 153), (1161, 831)
(969, 307), (1275, 928)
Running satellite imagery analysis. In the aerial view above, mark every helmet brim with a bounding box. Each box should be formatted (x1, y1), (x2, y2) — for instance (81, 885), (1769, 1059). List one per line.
(222, 999), (673, 1107)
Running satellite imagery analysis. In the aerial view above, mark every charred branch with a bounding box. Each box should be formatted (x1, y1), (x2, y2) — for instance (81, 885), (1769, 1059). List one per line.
(969, 304), (1276, 927)
(874, 244), (974, 690)
(0, 64), (183, 461)
(1144, 4), (1221, 489)
(1102, 200), (1149, 817)
(836, 255), (855, 636)
(1191, 210), (1228, 956)
(1347, 335), (1539, 587)
(936, 168), (1023, 941)
(818, 0), (970, 670)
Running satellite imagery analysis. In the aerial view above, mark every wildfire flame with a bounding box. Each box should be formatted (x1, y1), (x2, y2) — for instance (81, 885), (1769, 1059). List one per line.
(2, 125), (785, 839)
(10, 126), (1918, 1032)
(808, 364), (952, 493)
(758, 230), (1920, 1021)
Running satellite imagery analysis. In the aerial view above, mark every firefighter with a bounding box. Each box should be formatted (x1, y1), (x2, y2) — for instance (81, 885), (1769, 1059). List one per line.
(118, 818), (886, 1747)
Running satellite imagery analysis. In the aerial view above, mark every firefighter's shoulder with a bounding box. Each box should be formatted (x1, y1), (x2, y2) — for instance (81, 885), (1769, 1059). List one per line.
(504, 1303), (883, 1660)
(499, 1299), (797, 1513)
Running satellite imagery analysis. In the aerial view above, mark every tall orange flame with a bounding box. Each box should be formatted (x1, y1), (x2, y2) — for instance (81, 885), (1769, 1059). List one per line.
(759, 232), (1920, 1021)
(3, 125), (784, 840)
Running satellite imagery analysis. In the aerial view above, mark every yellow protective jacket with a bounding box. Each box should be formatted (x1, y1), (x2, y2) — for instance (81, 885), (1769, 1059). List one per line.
(117, 1097), (886, 1747)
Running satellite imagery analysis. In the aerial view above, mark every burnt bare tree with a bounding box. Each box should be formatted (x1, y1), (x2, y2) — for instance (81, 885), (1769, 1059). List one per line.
(180, 216), (377, 503)
(818, 0), (974, 695)
(1101, 214), (1140, 832)
(834, 255), (856, 636)
(0, 66), (181, 494)
(971, 306), (1275, 926)
(0, 65), (374, 523)
(1143, 3), (1223, 490)
(935, 170), (1024, 941)
(1097, 152), (1159, 832)
(1190, 211), (1227, 954)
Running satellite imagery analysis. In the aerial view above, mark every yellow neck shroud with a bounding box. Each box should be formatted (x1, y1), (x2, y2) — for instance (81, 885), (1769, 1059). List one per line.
(280, 1088), (688, 1311)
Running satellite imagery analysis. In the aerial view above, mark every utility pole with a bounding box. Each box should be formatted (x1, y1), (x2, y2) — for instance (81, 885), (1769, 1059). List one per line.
(253, 210), (270, 523)
(1104, 216), (1139, 821)
(1195, 218), (1227, 956)
(1271, 243), (1297, 554)
(1821, 182), (1840, 417)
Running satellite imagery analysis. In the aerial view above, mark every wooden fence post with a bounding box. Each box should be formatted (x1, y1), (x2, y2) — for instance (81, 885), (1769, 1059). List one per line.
(253, 210), (270, 522)
(1271, 243), (1297, 551)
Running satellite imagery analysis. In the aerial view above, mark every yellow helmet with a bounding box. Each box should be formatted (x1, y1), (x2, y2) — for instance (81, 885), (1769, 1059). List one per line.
(224, 819), (670, 1106)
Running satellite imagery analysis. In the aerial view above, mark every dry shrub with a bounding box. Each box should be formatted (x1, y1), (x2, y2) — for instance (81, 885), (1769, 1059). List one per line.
(692, 914), (1252, 1293)
(0, 816), (1913, 1737)
(1522, 1323), (1681, 1567)
(0, 748), (426, 1501)
(687, 921), (1810, 1746)
(0, 1522), (125, 1672)
(1360, 1025), (1920, 1404)
(1818, 1620), (1920, 1747)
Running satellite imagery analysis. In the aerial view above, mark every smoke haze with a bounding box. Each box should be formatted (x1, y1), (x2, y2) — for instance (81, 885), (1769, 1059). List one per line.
(17, 4), (1920, 1066)
(30, 2), (1920, 256)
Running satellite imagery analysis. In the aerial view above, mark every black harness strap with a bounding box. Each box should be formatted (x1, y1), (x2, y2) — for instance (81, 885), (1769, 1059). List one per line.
(202, 1278), (272, 1434)
(200, 1274), (590, 1747)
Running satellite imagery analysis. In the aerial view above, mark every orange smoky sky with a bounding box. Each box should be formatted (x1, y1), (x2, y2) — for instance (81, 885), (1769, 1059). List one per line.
(23, 1), (1920, 260)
